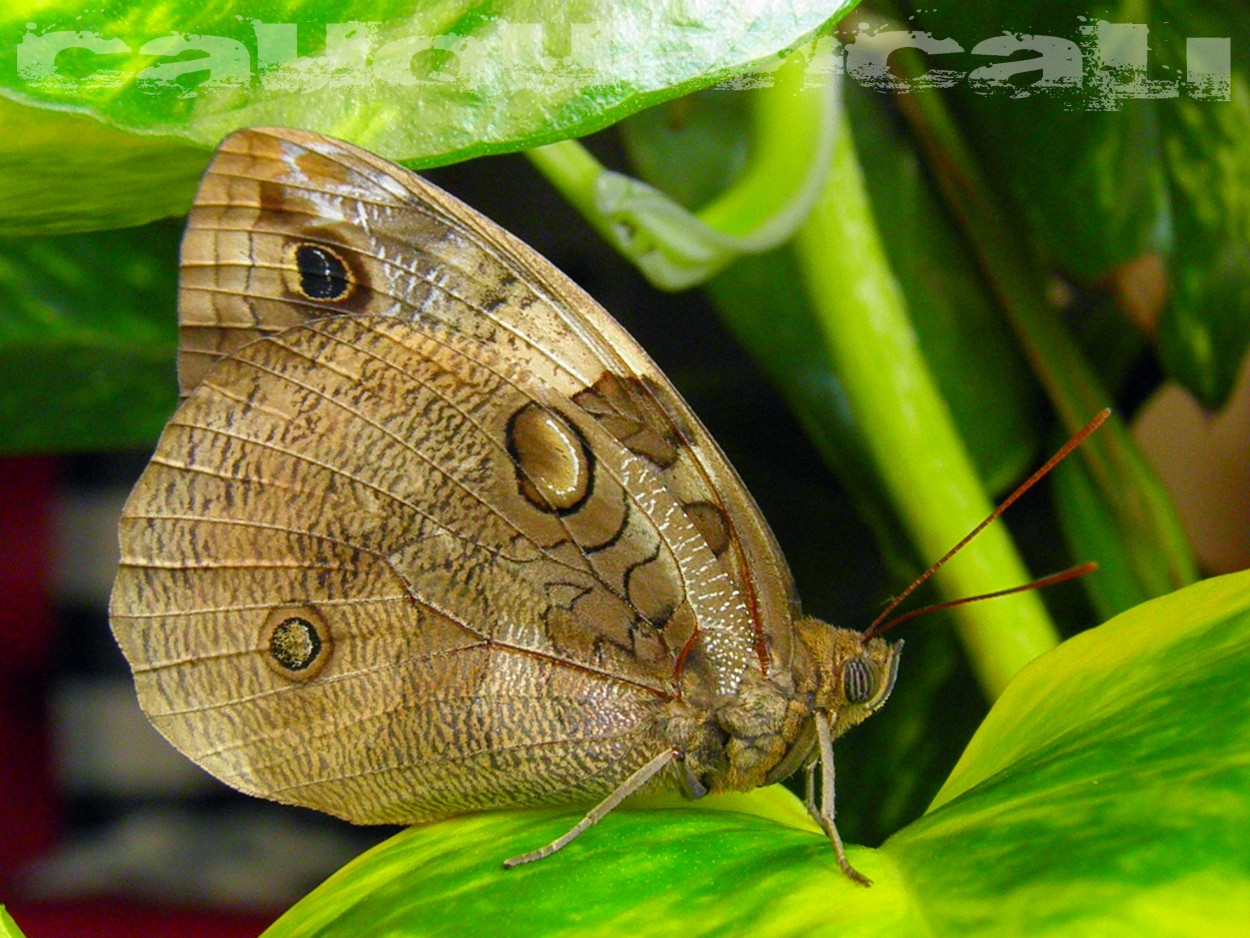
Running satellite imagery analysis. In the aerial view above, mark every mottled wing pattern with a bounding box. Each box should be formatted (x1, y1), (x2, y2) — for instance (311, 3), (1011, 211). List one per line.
(178, 127), (799, 675)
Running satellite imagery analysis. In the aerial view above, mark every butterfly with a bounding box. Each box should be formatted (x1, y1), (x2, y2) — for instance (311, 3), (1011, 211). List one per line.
(109, 127), (901, 885)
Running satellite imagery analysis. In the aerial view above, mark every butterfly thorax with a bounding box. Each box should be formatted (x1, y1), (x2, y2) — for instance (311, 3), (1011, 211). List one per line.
(658, 619), (900, 795)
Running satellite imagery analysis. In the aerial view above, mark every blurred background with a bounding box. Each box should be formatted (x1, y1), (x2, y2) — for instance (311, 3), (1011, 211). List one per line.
(2, 1), (1248, 933)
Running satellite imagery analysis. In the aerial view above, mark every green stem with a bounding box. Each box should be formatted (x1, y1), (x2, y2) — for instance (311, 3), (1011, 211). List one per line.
(524, 139), (618, 244)
(695, 41), (834, 242)
(525, 40), (836, 289)
(794, 90), (1060, 699)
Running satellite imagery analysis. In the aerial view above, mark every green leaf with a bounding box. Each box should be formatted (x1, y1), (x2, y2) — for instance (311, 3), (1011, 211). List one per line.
(877, 1), (1166, 279)
(263, 791), (918, 938)
(0, 221), (179, 453)
(1, 0), (853, 234)
(892, 0), (1250, 407)
(1050, 454), (1154, 620)
(0, 907), (28, 938)
(1154, 13), (1250, 409)
(0, 96), (207, 235)
(265, 571), (1250, 936)
(897, 570), (1250, 933)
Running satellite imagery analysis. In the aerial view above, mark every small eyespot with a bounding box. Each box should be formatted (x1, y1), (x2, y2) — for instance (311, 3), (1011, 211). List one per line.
(261, 605), (332, 681)
(842, 656), (877, 705)
(292, 243), (353, 301)
(270, 617), (321, 670)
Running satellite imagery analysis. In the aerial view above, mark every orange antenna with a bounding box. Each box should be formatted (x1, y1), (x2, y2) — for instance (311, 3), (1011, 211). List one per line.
(862, 408), (1111, 642)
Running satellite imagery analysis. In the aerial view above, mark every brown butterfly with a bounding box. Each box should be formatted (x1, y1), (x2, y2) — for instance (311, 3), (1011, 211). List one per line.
(109, 127), (901, 886)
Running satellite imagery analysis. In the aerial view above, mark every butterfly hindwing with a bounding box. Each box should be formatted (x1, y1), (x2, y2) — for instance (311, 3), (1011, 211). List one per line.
(114, 302), (754, 820)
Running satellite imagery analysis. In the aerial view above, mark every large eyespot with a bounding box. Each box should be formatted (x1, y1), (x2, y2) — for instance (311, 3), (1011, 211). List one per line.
(842, 655), (877, 705)
(506, 403), (594, 514)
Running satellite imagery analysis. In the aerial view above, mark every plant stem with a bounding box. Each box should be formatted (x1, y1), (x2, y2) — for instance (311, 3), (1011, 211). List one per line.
(794, 90), (1061, 700)
(850, 2), (1196, 601)
(524, 139), (617, 245)
(889, 61), (1199, 599)
(525, 40), (837, 288)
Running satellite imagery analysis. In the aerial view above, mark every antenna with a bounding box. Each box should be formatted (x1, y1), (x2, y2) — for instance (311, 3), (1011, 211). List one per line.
(862, 408), (1111, 642)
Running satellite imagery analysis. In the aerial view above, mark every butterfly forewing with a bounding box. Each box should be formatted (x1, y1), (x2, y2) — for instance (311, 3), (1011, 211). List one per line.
(177, 127), (799, 679)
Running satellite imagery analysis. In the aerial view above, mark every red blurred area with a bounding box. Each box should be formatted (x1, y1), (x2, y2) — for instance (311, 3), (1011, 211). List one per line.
(0, 457), (59, 883)
(6, 900), (272, 938)
(0, 457), (275, 937)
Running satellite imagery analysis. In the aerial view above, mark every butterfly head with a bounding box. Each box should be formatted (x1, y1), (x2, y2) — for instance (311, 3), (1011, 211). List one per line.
(750, 619), (900, 788)
(794, 617), (902, 737)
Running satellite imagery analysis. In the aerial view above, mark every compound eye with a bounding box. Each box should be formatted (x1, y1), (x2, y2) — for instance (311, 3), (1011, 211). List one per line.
(842, 655), (877, 705)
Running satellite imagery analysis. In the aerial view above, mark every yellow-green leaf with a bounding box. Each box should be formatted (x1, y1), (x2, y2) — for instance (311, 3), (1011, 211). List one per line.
(266, 572), (1250, 935)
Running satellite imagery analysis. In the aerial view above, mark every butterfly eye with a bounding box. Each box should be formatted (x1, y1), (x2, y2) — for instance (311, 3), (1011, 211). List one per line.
(842, 656), (877, 705)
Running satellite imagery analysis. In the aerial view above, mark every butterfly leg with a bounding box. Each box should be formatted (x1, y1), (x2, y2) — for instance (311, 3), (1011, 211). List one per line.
(803, 758), (822, 828)
(503, 748), (678, 868)
(814, 711), (871, 887)
(683, 758), (709, 799)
